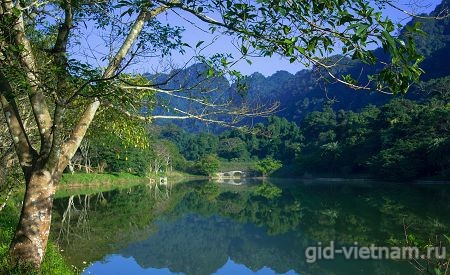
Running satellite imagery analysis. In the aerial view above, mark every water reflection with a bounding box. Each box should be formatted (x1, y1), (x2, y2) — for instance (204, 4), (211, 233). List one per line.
(51, 180), (450, 274)
(57, 194), (92, 245)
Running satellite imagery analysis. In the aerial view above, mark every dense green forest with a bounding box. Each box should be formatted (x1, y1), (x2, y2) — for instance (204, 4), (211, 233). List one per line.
(160, 83), (450, 180)
(77, 75), (450, 181)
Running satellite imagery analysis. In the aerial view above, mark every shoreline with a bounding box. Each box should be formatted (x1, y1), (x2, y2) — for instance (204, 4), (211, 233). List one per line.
(57, 172), (450, 191)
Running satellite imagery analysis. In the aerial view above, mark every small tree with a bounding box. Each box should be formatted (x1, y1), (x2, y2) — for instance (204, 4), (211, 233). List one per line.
(255, 157), (283, 176)
(195, 154), (220, 176)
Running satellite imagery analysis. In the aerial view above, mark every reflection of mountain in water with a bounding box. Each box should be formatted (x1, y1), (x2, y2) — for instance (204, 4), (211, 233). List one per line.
(120, 214), (303, 275)
(119, 210), (417, 275)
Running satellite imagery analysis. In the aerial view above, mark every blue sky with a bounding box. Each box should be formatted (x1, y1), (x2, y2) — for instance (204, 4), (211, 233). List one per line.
(72, 0), (442, 77)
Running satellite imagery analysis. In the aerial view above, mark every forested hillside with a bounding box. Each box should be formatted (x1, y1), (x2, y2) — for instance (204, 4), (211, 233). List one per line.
(149, 0), (450, 125)
(143, 1), (450, 180)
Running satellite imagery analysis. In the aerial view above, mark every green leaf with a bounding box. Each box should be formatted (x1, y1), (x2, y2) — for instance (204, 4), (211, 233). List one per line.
(241, 45), (248, 55)
(444, 234), (450, 243)
(356, 24), (370, 37)
(207, 68), (214, 77)
(196, 41), (205, 48)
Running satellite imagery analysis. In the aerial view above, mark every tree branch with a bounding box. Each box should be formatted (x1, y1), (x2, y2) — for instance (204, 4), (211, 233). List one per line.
(1, 0), (53, 153)
(0, 75), (35, 178)
(385, 1), (450, 20)
(59, 3), (171, 172)
(103, 4), (170, 78)
(57, 100), (100, 173)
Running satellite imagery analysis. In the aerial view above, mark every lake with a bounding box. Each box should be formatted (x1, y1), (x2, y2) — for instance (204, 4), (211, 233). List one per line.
(50, 180), (450, 274)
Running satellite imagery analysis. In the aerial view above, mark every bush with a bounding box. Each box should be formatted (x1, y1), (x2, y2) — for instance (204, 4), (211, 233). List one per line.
(255, 157), (283, 176)
(193, 154), (220, 176)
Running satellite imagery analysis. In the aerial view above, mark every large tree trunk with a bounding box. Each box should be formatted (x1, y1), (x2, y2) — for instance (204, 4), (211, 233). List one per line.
(1, 0), (164, 269)
(9, 168), (57, 267)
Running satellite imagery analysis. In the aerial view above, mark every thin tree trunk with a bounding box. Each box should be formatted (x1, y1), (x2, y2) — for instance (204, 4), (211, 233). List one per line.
(9, 169), (57, 267)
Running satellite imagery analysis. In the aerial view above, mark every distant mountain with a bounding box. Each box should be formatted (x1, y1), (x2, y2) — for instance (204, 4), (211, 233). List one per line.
(144, 63), (232, 132)
(406, 0), (450, 81)
(146, 0), (450, 130)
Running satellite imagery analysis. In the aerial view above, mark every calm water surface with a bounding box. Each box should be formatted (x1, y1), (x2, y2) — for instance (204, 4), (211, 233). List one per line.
(50, 180), (450, 275)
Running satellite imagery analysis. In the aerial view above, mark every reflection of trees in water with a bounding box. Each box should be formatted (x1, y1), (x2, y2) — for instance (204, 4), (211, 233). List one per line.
(51, 181), (450, 273)
(149, 181), (173, 200)
(151, 182), (450, 274)
(51, 185), (181, 268)
(120, 212), (415, 275)
(57, 194), (92, 245)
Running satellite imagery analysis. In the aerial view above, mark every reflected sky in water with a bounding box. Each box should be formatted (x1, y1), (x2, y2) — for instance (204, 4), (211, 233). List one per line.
(85, 255), (298, 275)
(51, 180), (450, 275)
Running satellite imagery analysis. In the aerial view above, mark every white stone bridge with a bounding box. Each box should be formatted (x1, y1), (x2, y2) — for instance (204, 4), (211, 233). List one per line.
(215, 171), (246, 179)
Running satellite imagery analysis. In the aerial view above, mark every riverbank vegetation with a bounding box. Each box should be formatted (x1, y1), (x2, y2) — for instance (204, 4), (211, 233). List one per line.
(60, 172), (145, 186)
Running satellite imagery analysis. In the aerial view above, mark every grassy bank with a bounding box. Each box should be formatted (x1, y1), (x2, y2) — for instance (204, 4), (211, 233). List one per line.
(60, 172), (146, 186)
(165, 170), (207, 182)
(57, 172), (147, 198)
(0, 193), (76, 274)
(56, 171), (204, 197)
(59, 171), (204, 186)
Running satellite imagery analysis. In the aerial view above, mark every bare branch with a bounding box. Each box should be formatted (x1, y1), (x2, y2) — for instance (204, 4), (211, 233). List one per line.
(103, 4), (171, 78)
(385, 1), (450, 20)
(120, 85), (230, 107)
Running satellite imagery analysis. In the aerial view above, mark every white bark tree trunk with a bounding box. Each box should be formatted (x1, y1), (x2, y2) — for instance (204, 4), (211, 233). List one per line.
(9, 169), (57, 266)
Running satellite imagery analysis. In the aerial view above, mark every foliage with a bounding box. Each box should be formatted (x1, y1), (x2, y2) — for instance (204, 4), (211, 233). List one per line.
(255, 158), (283, 176)
(294, 90), (450, 180)
(218, 137), (250, 160)
(254, 183), (283, 200)
(160, 117), (303, 164)
(159, 81), (450, 181)
(68, 126), (188, 176)
(192, 154), (220, 176)
(87, 133), (153, 176)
